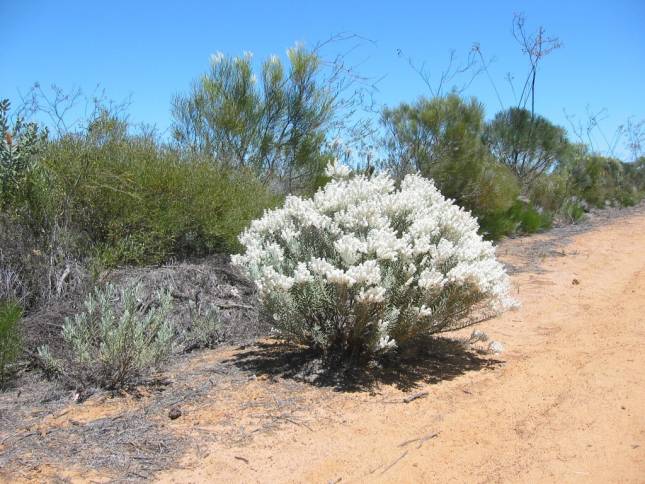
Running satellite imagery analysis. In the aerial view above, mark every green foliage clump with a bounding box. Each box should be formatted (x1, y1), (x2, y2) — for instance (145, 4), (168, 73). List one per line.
(42, 115), (279, 266)
(566, 152), (636, 208)
(507, 200), (552, 233)
(0, 99), (47, 209)
(485, 107), (568, 191)
(624, 157), (645, 193)
(182, 301), (222, 351)
(479, 200), (552, 239)
(558, 198), (586, 223)
(528, 171), (571, 213)
(381, 94), (519, 219)
(0, 300), (23, 388)
(39, 283), (175, 389)
(172, 47), (337, 193)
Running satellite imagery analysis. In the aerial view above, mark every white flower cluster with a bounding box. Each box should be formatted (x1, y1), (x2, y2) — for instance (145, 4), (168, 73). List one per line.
(325, 160), (352, 179)
(232, 164), (515, 353)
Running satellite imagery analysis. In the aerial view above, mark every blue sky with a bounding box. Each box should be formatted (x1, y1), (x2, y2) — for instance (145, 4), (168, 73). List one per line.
(2, 0), (644, 158)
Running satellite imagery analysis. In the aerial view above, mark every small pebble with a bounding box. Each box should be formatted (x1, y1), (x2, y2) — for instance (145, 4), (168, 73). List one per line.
(168, 406), (182, 420)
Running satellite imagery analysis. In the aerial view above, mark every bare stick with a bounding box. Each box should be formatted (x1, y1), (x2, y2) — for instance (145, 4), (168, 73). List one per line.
(380, 450), (408, 475)
(399, 432), (439, 449)
(402, 391), (428, 403)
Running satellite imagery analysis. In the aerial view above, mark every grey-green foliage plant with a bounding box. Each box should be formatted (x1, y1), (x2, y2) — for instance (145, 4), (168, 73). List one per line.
(0, 99), (47, 208)
(183, 300), (222, 351)
(381, 94), (519, 217)
(484, 107), (568, 192)
(44, 283), (175, 389)
(171, 46), (337, 193)
(0, 299), (23, 388)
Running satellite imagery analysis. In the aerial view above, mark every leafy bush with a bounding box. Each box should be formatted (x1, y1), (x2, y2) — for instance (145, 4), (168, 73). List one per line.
(485, 107), (568, 191)
(232, 164), (515, 357)
(477, 210), (520, 240)
(40, 283), (175, 389)
(478, 200), (551, 238)
(0, 300), (23, 387)
(42, 119), (279, 266)
(562, 152), (643, 208)
(0, 99), (47, 209)
(528, 171), (571, 213)
(172, 46), (341, 193)
(557, 198), (586, 223)
(381, 95), (519, 218)
(507, 200), (552, 234)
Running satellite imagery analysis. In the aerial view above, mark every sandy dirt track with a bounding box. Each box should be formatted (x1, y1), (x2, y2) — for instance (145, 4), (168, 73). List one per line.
(157, 212), (645, 483)
(2, 211), (644, 483)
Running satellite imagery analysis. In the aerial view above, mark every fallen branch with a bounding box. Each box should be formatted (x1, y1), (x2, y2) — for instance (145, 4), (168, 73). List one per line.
(402, 391), (428, 403)
(399, 432), (439, 449)
(271, 414), (313, 432)
(380, 450), (408, 475)
(56, 265), (71, 296)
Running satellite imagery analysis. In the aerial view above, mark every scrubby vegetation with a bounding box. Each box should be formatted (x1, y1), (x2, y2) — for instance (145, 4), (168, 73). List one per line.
(0, 300), (22, 387)
(38, 283), (174, 389)
(42, 116), (278, 266)
(1, 35), (644, 389)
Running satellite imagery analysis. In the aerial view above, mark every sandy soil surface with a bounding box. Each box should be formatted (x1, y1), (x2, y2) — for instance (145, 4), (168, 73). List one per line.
(159, 211), (645, 483)
(2, 209), (644, 483)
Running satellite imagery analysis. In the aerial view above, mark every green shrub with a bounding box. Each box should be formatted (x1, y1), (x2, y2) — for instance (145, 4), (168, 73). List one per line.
(563, 152), (642, 209)
(617, 191), (639, 207)
(478, 200), (552, 239)
(477, 210), (520, 240)
(0, 99), (48, 209)
(508, 200), (552, 234)
(42, 125), (279, 266)
(381, 94), (520, 225)
(529, 172), (570, 213)
(0, 300), (23, 387)
(484, 107), (569, 191)
(172, 46), (340, 193)
(558, 198), (586, 223)
(40, 283), (175, 389)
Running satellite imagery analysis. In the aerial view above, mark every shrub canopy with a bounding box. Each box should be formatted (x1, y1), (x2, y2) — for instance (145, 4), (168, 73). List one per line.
(172, 47), (337, 193)
(485, 107), (568, 191)
(381, 95), (519, 223)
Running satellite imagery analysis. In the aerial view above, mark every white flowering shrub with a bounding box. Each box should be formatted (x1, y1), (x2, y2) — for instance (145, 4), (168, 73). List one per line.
(232, 163), (515, 355)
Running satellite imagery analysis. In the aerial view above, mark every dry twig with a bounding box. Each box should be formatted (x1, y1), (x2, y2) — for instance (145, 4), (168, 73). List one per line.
(403, 391), (428, 403)
(399, 432), (439, 449)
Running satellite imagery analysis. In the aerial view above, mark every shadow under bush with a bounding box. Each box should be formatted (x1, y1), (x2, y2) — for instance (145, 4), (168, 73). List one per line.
(227, 337), (501, 392)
